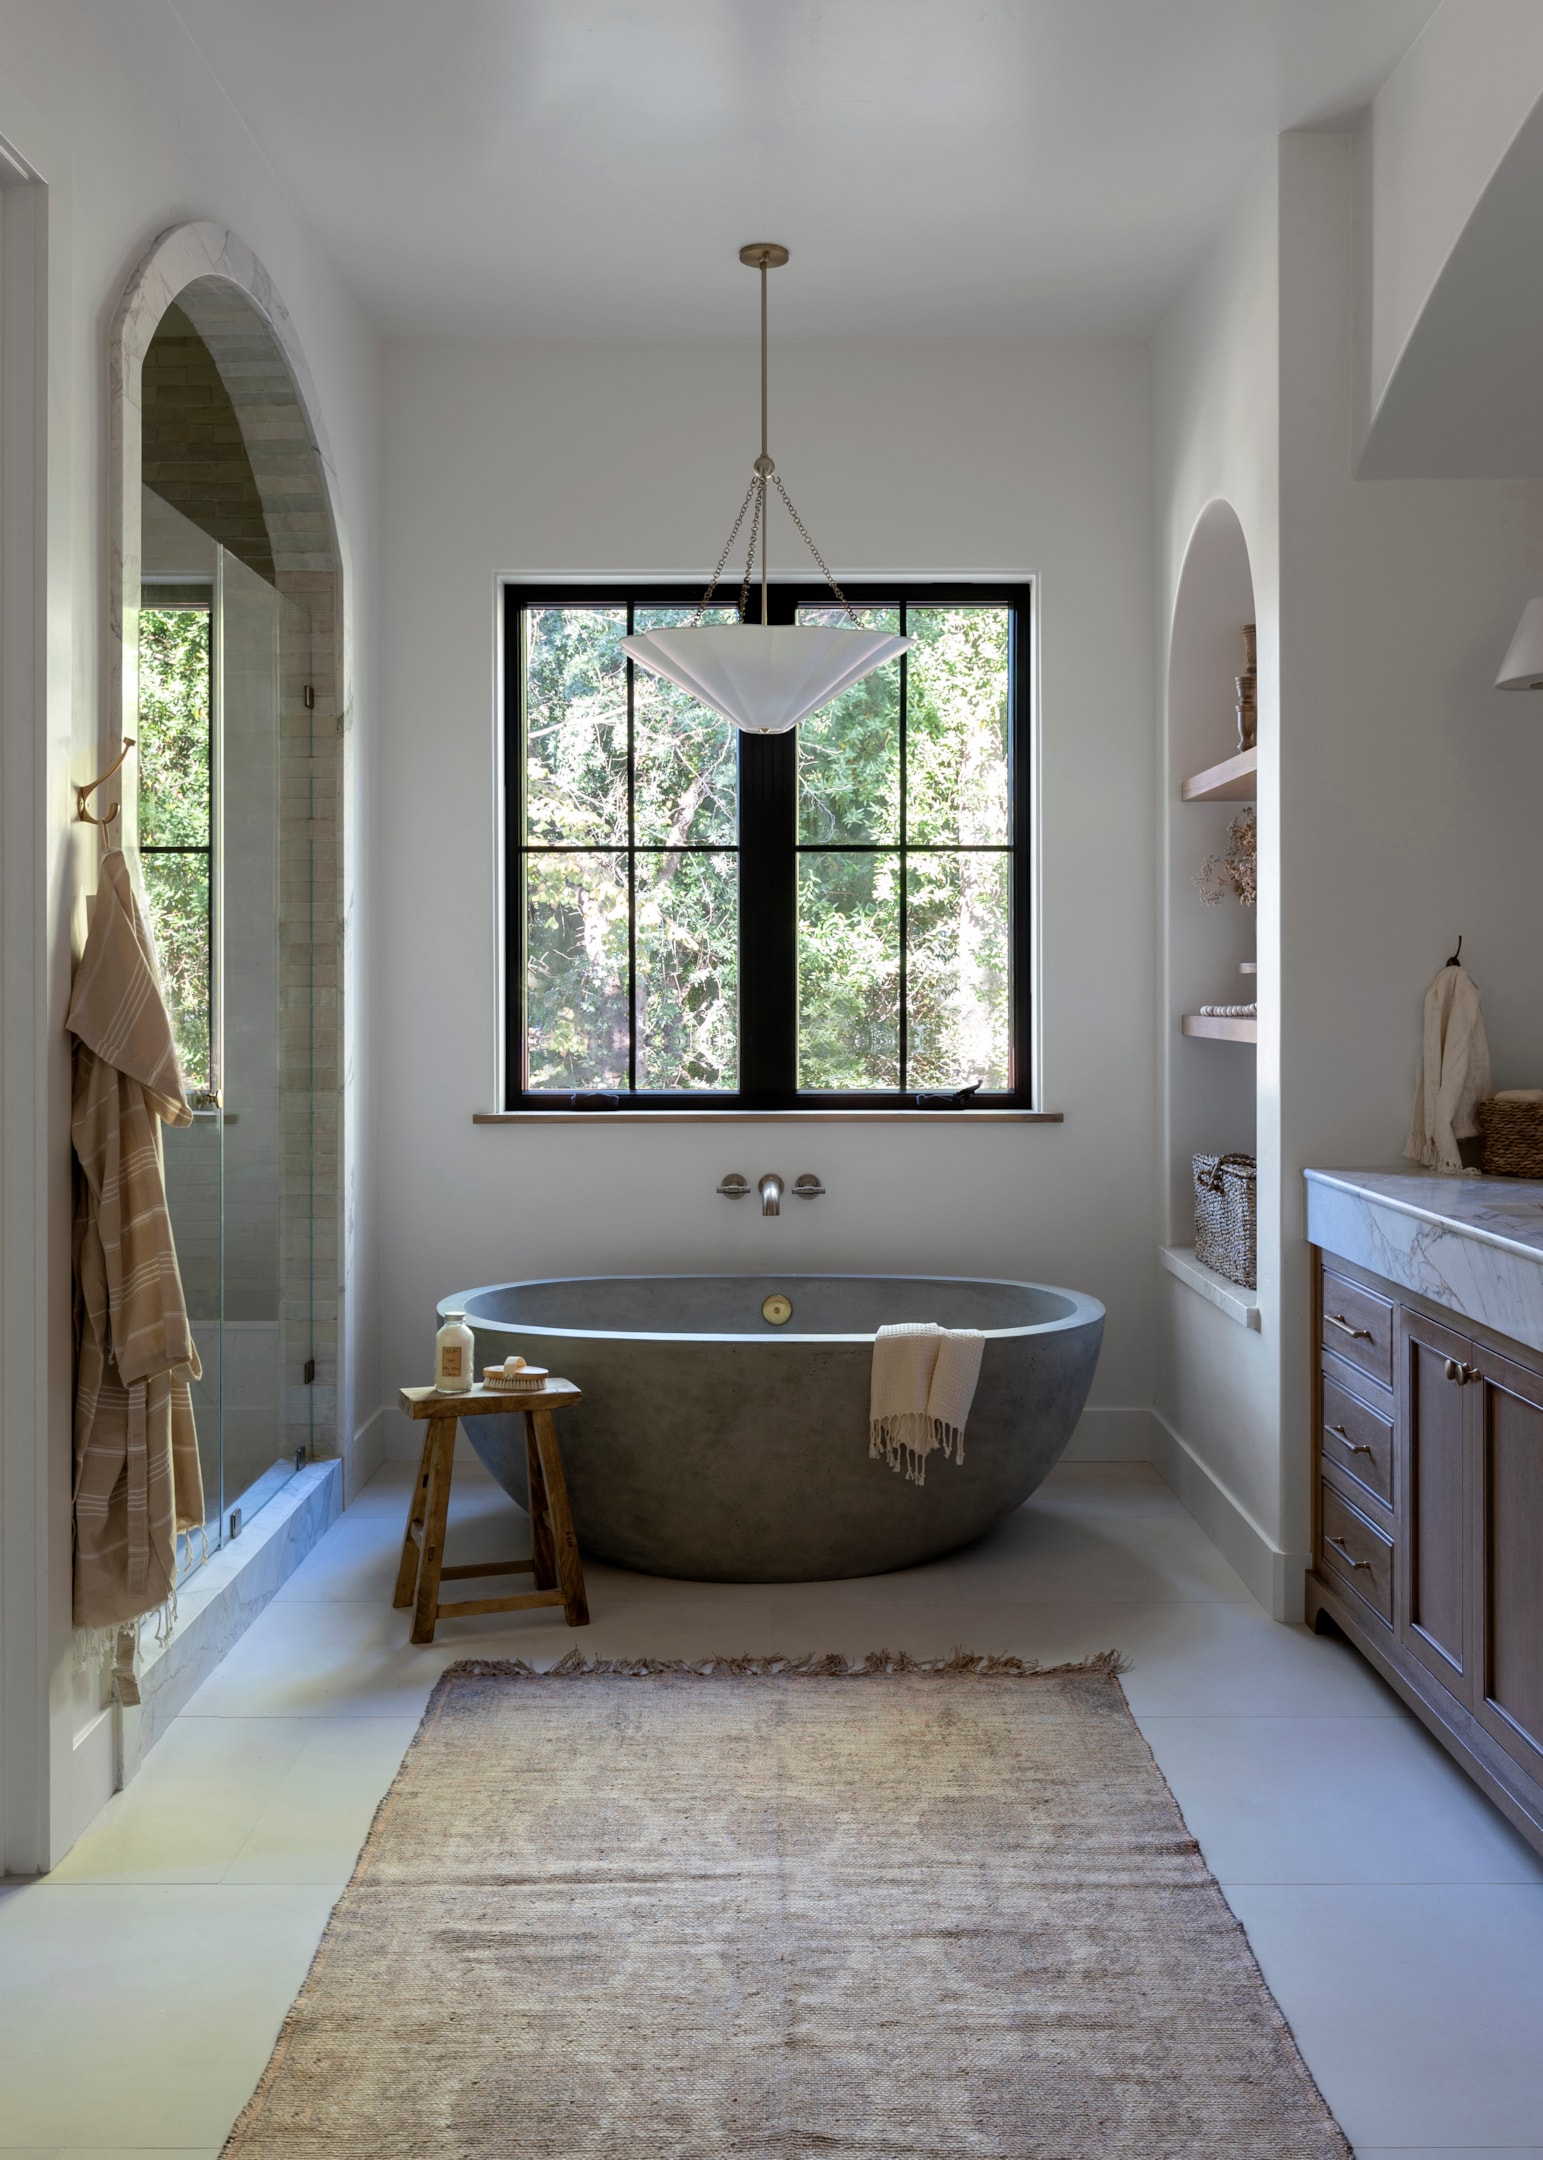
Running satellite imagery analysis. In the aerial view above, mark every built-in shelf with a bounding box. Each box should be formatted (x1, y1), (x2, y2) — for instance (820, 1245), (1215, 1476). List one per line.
(1181, 746), (1257, 802)
(1181, 1013), (1257, 1043)
(1159, 1244), (1261, 1330)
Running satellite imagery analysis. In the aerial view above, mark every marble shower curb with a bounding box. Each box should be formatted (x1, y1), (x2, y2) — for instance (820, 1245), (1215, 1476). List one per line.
(116, 1458), (343, 1785)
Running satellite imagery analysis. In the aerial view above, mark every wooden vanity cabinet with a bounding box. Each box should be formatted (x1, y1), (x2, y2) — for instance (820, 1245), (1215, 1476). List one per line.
(1397, 1306), (1474, 1706)
(1308, 1250), (1543, 1857)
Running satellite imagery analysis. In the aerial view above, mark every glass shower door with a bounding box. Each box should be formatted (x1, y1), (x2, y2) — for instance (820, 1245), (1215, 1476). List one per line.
(140, 495), (316, 1559)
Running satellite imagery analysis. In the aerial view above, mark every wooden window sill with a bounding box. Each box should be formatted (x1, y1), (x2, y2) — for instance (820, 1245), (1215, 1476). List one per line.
(473, 1110), (1064, 1125)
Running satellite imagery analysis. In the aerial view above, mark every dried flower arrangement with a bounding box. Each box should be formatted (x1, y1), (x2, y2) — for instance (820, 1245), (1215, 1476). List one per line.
(1197, 807), (1257, 908)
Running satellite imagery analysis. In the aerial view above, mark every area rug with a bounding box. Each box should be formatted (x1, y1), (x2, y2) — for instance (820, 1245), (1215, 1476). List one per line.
(222, 1652), (1350, 2159)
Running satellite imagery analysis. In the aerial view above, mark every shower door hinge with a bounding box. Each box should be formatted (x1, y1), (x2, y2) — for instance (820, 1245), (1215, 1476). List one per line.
(303, 1357), (316, 1385)
(303, 683), (315, 710)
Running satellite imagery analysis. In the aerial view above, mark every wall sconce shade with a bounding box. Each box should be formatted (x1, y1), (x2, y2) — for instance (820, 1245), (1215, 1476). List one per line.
(1496, 596), (1543, 690)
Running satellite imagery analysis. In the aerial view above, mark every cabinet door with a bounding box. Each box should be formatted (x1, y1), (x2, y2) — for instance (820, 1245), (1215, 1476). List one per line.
(1396, 1307), (1473, 1705)
(1469, 1346), (1543, 1783)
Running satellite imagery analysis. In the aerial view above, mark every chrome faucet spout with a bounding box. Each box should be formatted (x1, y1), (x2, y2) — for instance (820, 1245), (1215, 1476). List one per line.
(758, 1172), (783, 1216)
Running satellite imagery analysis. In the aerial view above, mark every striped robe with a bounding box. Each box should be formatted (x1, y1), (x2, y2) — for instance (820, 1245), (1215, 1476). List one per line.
(68, 849), (204, 1656)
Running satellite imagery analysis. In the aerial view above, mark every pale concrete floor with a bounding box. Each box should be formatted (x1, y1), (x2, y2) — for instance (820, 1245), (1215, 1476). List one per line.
(2, 1459), (1541, 2159)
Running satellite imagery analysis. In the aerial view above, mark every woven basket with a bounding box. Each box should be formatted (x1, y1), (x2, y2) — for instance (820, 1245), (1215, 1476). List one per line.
(1478, 1098), (1543, 1179)
(1193, 1152), (1257, 1289)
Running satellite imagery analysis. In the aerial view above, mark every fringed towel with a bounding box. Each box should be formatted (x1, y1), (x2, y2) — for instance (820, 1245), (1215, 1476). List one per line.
(1405, 962), (1491, 1176)
(67, 849), (204, 1700)
(869, 1322), (984, 1485)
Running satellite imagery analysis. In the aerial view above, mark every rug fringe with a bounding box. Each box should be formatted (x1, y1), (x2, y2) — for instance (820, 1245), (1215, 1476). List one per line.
(441, 1647), (1129, 1681)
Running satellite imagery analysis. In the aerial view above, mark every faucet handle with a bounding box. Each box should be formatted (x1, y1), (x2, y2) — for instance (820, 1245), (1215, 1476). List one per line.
(716, 1173), (751, 1199)
(790, 1173), (825, 1198)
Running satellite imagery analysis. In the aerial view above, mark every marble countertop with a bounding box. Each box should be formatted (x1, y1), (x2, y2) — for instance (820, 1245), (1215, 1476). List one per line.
(1305, 1168), (1543, 1263)
(1305, 1167), (1543, 1353)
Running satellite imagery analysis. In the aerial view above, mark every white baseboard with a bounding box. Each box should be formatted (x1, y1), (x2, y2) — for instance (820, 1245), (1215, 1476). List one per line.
(347, 1403), (390, 1501)
(380, 1404), (484, 1465)
(1063, 1406), (1156, 1462)
(71, 1706), (116, 1847)
(1150, 1411), (1307, 1621)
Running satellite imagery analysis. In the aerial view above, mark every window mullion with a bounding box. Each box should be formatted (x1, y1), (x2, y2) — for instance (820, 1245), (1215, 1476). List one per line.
(737, 727), (797, 1105)
(626, 602), (637, 1096)
(898, 604), (909, 1095)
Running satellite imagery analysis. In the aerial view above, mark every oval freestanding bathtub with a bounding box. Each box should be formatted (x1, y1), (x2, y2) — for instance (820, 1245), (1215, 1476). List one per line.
(439, 1275), (1103, 1583)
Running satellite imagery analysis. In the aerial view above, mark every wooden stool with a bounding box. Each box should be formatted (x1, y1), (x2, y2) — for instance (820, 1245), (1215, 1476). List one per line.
(393, 1381), (590, 1643)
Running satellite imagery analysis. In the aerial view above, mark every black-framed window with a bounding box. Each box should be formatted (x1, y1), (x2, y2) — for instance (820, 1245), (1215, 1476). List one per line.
(503, 581), (1033, 1110)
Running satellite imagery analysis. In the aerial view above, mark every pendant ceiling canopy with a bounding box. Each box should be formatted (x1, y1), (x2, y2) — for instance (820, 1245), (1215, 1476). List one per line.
(622, 242), (912, 736)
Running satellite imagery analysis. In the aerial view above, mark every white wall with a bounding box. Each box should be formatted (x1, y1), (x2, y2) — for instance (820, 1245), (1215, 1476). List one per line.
(1153, 155), (1285, 1610)
(0, 0), (380, 1873)
(374, 337), (1156, 1458)
(1360, 0), (1543, 450)
(1152, 121), (1543, 1622)
(1278, 126), (1543, 1556)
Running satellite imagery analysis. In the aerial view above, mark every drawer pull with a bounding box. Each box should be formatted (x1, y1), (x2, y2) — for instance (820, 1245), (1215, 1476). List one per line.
(1325, 1534), (1371, 1571)
(1444, 1358), (1483, 1385)
(1328, 1424), (1373, 1456)
(1326, 1313), (1374, 1343)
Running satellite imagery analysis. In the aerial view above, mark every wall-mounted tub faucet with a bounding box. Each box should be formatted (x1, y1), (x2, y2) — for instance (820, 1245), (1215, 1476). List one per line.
(717, 1171), (825, 1213)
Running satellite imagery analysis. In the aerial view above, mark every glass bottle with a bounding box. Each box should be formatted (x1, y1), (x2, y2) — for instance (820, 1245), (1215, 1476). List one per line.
(434, 1308), (475, 1393)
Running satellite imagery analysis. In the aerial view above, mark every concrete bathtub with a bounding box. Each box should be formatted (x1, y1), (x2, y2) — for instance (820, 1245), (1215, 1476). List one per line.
(441, 1274), (1104, 1583)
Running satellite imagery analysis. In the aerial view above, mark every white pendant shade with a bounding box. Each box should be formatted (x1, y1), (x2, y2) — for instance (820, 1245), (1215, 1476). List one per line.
(621, 623), (912, 734)
(1496, 596), (1543, 690)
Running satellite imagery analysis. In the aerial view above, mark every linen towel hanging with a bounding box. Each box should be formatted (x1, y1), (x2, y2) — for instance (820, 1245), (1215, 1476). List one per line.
(1405, 962), (1491, 1176)
(67, 850), (204, 1692)
(869, 1322), (984, 1485)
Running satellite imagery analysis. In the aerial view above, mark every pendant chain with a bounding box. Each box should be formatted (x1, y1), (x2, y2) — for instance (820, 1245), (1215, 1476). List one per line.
(693, 475), (758, 623)
(688, 249), (860, 629)
(693, 472), (859, 627)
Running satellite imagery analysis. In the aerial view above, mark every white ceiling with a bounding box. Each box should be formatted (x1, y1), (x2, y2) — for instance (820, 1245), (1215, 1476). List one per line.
(170, 0), (1441, 342)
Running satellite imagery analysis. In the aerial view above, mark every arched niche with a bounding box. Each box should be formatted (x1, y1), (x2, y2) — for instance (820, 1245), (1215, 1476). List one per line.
(1165, 499), (1258, 1243)
(104, 220), (346, 1481)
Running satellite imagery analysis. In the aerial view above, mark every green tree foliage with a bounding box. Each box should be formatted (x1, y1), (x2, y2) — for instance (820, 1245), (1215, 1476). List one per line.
(522, 603), (1013, 1094)
(137, 606), (213, 1089)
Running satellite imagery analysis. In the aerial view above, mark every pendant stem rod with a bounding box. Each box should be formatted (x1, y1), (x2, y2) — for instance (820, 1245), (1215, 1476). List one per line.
(760, 260), (769, 466)
(760, 260), (769, 626)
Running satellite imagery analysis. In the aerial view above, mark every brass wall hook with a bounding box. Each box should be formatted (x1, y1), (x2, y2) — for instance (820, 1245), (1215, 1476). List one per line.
(77, 736), (135, 828)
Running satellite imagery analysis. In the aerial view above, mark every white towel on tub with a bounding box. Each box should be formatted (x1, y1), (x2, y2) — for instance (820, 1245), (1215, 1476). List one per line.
(869, 1322), (984, 1485)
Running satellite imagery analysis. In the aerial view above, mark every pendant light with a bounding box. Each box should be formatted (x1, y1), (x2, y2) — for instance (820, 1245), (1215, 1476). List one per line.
(621, 243), (911, 734)
(1496, 596), (1543, 690)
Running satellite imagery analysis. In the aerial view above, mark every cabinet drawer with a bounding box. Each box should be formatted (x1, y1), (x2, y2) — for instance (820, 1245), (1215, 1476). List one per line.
(1320, 1480), (1394, 1626)
(1321, 1269), (1394, 1387)
(1321, 1371), (1394, 1508)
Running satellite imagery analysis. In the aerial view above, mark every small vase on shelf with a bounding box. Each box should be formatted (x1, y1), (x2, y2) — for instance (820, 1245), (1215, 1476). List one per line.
(1235, 623), (1257, 751)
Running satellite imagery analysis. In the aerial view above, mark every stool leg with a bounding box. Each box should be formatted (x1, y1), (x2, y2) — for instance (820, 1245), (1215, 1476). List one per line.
(393, 1421), (437, 1609)
(524, 1411), (557, 1592)
(531, 1407), (589, 1628)
(410, 1416), (458, 1645)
